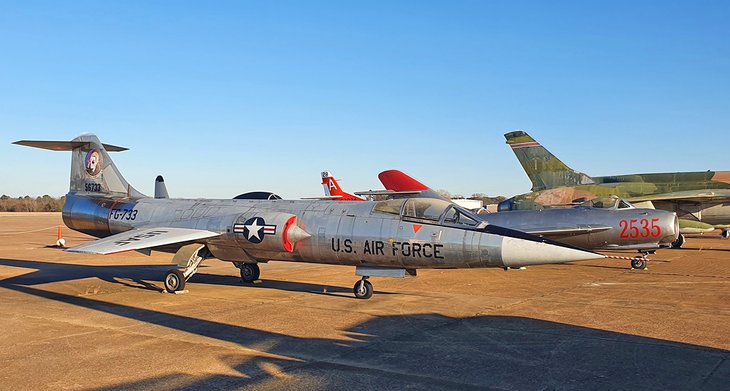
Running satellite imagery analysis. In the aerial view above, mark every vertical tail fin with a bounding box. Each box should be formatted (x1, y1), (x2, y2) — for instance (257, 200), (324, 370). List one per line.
(504, 131), (594, 191)
(377, 170), (450, 201)
(155, 175), (170, 199)
(13, 134), (145, 199)
(321, 171), (363, 201)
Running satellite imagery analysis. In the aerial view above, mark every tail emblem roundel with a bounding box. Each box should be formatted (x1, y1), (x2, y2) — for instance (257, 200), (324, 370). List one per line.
(85, 149), (103, 177)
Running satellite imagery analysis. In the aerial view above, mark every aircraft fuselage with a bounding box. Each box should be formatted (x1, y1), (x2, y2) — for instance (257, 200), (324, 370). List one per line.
(63, 193), (599, 270)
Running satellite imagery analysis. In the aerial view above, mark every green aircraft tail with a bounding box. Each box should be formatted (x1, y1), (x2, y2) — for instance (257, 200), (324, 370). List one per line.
(504, 130), (595, 191)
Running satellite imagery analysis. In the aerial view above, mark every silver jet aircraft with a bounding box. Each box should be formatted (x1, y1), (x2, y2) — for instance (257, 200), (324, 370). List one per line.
(374, 170), (679, 270)
(15, 135), (606, 299)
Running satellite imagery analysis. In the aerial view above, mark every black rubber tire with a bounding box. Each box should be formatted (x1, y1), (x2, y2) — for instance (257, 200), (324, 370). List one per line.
(164, 269), (186, 293)
(631, 259), (647, 270)
(671, 234), (685, 249)
(240, 263), (260, 283)
(353, 279), (373, 299)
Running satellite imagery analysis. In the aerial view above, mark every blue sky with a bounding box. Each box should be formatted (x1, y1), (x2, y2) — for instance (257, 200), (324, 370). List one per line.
(1, 1), (728, 198)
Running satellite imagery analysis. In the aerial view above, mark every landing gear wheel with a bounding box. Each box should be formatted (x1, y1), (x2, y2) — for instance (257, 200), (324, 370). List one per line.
(671, 234), (685, 249)
(631, 259), (647, 270)
(353, 279), (373, 299)
(164, 269), (186, 293)
(240, 263), (260, 283)
(722, 229), (730, 239)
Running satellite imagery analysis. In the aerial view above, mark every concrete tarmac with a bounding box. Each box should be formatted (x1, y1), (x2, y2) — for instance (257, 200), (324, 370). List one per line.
(0, 213), (728, 390)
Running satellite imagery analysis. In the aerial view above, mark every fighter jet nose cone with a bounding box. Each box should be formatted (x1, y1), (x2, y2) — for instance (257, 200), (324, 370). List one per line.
(500, 237), (603, 268)
(287, 224), (311, 243)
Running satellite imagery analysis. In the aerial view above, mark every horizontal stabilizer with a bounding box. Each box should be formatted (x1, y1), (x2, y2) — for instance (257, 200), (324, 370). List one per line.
(354, 190), (423, 196)
(13, 140), (128, 152)
(66, 227), (219, 255)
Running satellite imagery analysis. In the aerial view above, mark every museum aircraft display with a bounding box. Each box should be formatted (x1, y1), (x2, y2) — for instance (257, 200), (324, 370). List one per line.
(501, 130), (730, 245)
(14, 134), (606, 299)
(327, 169), (677, 270)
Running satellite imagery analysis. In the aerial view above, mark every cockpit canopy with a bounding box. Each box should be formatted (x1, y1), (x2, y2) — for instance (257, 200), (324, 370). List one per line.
(578, 196), (634, 210)
(373, 198), (484, 228)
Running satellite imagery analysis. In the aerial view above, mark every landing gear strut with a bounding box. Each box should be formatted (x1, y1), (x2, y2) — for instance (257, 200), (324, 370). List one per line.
(238, 263), (261, 283)
(353, 277), (373, 299)
(164, 244), (209, 293)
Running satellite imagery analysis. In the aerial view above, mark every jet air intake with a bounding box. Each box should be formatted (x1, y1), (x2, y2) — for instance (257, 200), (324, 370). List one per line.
(233, 212), (311, 254)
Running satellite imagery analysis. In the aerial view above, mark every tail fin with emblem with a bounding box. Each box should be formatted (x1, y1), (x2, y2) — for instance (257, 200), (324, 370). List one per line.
(13, 134), (146, 199)
(504, 130), (595, 191)
(321, 171), (364, 201)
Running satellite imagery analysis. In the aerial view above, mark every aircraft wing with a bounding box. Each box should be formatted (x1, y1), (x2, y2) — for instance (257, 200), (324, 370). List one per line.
(628, 189), (730, 203)
(66, 227), (220, 255)
(523, 225), (613, 237)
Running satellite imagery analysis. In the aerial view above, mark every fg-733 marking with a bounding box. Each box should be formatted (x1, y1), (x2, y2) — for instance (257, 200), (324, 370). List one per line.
(110, 208), (138, 221)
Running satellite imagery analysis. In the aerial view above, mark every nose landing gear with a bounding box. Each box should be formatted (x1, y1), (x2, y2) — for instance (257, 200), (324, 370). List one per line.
(353, 277), (373, 299)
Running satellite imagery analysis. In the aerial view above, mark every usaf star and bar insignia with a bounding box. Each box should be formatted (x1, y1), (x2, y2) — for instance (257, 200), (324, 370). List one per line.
(233, 217), (276, 244)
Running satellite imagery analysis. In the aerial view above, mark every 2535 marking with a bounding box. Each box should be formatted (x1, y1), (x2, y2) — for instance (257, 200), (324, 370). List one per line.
(619, 218), (661, 239)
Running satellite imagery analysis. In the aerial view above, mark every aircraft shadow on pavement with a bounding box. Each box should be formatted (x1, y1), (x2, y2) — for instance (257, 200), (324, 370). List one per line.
(0, 269), (728, 390)
(0, 258), (394, 297)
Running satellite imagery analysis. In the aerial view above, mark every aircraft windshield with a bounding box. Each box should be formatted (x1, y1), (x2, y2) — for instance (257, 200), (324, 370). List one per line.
(580, 196), (633, 210)
(374, 198), (483, 228)
(373, 199), (406, 215)
(402, 198), (452, 221)
(442, 205), (479, 227)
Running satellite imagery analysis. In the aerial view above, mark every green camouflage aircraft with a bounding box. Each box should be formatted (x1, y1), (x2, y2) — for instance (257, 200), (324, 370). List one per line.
(500, 131), (730, 245)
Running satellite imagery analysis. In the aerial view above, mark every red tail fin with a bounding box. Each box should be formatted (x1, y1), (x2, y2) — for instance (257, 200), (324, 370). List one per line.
(321, 171), (363, 201)
(378, 170), (450, 201)
(378, 170), (429, 191)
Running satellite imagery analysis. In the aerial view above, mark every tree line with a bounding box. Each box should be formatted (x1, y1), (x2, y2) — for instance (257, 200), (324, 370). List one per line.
(0, 195), (66, 212)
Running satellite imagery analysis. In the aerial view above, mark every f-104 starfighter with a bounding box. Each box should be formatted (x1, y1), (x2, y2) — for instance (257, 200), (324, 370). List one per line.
(15, 134), (605, 299)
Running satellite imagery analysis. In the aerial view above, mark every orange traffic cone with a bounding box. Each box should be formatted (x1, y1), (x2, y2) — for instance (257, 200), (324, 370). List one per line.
(56, 225), (66, 248)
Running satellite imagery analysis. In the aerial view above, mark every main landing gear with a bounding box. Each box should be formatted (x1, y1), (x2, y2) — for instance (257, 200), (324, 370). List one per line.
(722, 229), (730, 239)
(164, 244), (209, 293)
(630, 250), (653, 270)
(671, 234), (685, 249)
(353, 277), (374, 299)
(164, 269), (187, 292)
(236, 262), (261, 283)
(631, 258), (647, 270)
